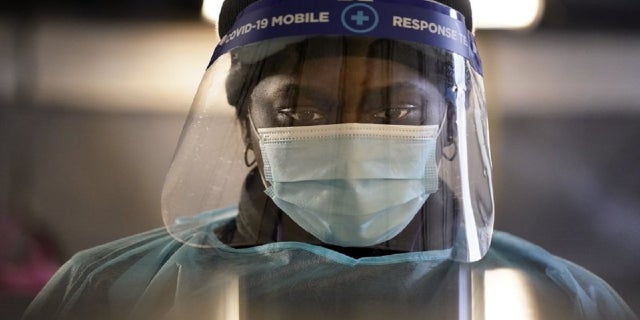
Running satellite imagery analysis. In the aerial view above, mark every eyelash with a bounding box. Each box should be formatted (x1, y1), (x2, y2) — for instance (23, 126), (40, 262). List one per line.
(278, 106), (326, 123)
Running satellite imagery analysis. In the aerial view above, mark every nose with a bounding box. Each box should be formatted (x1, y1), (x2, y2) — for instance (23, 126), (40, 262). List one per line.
(337, 57), (368, 123)
(340, 101), (361, 123)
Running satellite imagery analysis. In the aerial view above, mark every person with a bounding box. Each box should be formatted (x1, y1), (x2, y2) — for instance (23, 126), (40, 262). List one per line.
(23, 0), (638, 319)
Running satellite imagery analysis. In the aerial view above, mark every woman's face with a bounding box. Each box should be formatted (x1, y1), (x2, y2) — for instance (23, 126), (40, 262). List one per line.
(242, 53), (446, 187)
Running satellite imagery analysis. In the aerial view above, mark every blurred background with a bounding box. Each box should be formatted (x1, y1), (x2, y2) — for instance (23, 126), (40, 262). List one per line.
(0, 0), (638, 318)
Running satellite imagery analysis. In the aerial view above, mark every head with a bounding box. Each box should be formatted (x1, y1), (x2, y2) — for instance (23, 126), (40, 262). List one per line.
(162, 0), (494, 262)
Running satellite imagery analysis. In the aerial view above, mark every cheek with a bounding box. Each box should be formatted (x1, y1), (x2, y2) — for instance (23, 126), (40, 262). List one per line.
(428, 89), (447, 125)
(423, 101), (445, 126)
(249, 99), (278, 128)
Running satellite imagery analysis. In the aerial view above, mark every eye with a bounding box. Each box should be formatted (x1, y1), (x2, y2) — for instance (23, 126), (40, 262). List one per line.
(279, 106), (326, 125)
(372, 104), (416, 121)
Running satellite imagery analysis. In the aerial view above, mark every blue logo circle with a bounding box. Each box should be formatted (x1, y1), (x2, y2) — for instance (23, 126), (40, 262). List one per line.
(341, 3), (379, 34)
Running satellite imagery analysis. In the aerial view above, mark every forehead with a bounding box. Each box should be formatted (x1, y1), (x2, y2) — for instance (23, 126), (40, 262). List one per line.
(294, 55), (428, 89)
(253, 36), (443, 78)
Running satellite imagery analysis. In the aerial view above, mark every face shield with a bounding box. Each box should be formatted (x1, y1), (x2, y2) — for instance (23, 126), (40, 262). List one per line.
(162, 0), (493, 262)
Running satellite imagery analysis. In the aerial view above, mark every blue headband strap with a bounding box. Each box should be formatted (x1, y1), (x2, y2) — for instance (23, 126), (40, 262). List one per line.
(209, 0), (482, 74)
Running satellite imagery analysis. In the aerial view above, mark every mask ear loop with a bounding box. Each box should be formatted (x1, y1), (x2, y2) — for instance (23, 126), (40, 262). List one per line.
(246, 110), (273, 188)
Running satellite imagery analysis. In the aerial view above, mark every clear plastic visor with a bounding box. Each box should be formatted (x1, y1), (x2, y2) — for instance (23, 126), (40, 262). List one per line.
(162, 36), (494, 262)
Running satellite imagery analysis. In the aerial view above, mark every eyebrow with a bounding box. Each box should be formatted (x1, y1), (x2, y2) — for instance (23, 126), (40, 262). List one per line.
(303, 80), (432, 96)
(272, 80), (438, 110)
(276, 83), (339, 110)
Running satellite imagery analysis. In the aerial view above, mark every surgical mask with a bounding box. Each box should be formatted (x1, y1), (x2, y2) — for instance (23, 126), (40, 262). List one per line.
(257, 122), (440, 247)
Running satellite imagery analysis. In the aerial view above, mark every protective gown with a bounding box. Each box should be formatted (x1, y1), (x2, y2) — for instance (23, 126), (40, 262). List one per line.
(23, 207), (637, 320)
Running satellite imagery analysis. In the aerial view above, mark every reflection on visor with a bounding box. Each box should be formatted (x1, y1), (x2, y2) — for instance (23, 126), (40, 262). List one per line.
(229, 38), (450, 128)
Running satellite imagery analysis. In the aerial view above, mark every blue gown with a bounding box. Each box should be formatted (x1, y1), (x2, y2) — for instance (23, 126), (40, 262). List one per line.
(23, 207), (637, 320)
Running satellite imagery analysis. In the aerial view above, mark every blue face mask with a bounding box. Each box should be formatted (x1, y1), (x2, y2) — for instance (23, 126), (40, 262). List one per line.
(257, 123), (440, 247)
